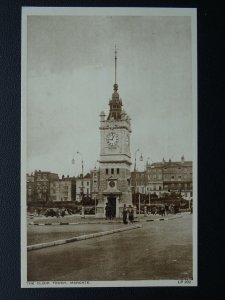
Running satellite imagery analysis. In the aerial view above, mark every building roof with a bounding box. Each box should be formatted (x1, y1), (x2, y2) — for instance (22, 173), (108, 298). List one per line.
(147, 161), (192, 168)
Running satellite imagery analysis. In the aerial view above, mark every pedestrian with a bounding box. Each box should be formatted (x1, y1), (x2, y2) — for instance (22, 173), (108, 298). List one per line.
(128, 205), (134, 223)
(61, 208), (65, 217)
(105, 203), (109, 220)
(122, 204), (128, 224)
(165, 204), (168, 215)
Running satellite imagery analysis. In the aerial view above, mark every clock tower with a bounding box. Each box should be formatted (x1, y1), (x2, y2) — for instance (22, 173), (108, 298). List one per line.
(96, 47), (133, 218)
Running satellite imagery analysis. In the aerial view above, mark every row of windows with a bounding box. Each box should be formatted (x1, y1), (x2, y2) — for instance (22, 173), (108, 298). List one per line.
(51, 189), (69, 195)
(148, 168), (191, 173)
(52, 197), (68, 201)
(164, 183), (192, 189)
(37, 174), (48, 180)
(106, 168), (120, 175)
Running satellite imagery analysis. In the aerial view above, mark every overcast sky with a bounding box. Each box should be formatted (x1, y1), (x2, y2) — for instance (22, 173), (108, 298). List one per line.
(26, 11), (195, 177)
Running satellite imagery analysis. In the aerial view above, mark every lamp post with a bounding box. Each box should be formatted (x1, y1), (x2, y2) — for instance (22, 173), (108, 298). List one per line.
(134, 149), (143, 215)
(146, 157), (151, 207)
(72, 151), (84, 204)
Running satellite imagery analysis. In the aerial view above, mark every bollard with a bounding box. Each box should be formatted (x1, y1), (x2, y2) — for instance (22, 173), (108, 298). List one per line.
(144, 206), (147, 217)
(81, 206), (85, 218)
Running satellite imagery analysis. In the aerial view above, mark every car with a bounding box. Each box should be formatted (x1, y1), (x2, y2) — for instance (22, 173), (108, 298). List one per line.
(84, 207), (95, 215)
(44, 208), (58, 217)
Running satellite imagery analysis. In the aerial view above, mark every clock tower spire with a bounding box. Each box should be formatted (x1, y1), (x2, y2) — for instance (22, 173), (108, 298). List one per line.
(107, 45), (123, 120)
(96, 47), (133, 219)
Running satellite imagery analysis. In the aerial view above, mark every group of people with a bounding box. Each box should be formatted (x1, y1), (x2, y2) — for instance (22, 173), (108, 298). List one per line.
(122, 204), (134, 224)
(105, 203), (134, 224)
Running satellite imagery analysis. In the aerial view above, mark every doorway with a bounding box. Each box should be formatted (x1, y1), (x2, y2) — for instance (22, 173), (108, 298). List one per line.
(107, 196), (116, 219)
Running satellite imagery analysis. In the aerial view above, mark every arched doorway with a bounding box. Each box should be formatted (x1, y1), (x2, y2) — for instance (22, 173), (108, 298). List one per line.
(107, 196), (116, 218)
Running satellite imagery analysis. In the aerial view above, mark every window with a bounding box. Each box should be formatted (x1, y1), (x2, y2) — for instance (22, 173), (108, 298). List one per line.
(87, 188), (89, 195)
(87, 181), (89, 186)
(106, 169), (108, 175)
(117, 168), (119, 174)
(171, 176), (175, 180)
(111, 168), (114, 175)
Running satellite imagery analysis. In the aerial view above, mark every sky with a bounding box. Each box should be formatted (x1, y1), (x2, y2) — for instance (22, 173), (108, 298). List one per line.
(25, 11), (195, 177)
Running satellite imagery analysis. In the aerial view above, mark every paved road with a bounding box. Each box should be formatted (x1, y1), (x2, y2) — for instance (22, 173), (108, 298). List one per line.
(27, 214), (192, 281)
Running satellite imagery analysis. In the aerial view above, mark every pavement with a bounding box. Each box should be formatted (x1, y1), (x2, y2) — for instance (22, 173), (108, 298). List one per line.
(27, 212), (193, 281)
(27, 224), (142, 251)
(27, 213), (189, 249)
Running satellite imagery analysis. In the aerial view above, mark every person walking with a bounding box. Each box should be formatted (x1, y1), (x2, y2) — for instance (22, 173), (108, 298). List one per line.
(128, 205), (134, 223)
(105, 203), (109, 220)
(122, 204), (128, 224)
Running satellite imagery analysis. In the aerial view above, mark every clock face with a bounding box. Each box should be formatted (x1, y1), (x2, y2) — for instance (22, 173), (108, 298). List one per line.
(109, 181), (115, 188)
(106, 132), (119, 146)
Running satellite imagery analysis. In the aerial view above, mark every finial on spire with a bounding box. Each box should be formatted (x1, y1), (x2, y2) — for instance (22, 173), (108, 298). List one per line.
(114, 44), (117, 84)
(113, 44), (118, 91)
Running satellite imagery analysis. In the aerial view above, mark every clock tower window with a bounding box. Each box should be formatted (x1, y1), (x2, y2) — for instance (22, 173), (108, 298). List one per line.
(117, 168), (120, 174)
(111, 168), (114, 175)
(106, 169), (108, 175)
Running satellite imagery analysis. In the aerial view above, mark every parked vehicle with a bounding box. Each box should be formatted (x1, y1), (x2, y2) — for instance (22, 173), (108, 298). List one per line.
(44, 208), (58, 217)
(84, 207), (95, 215)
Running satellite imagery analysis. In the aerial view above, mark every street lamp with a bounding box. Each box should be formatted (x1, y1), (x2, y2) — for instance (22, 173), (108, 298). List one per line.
(134, 149), (143, 215)
(72, 151), (84, 204)
(146, 157), (151, 206)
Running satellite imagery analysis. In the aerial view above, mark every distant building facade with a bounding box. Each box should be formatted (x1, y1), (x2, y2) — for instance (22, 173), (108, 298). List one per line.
(90, 167), (99, 201)
(75, 173), (91, 202)
(131, 156), (192, 199)
(26, 174), (35, 202)
(50, 175), (76, 202)
(26, 170), (59, 202)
